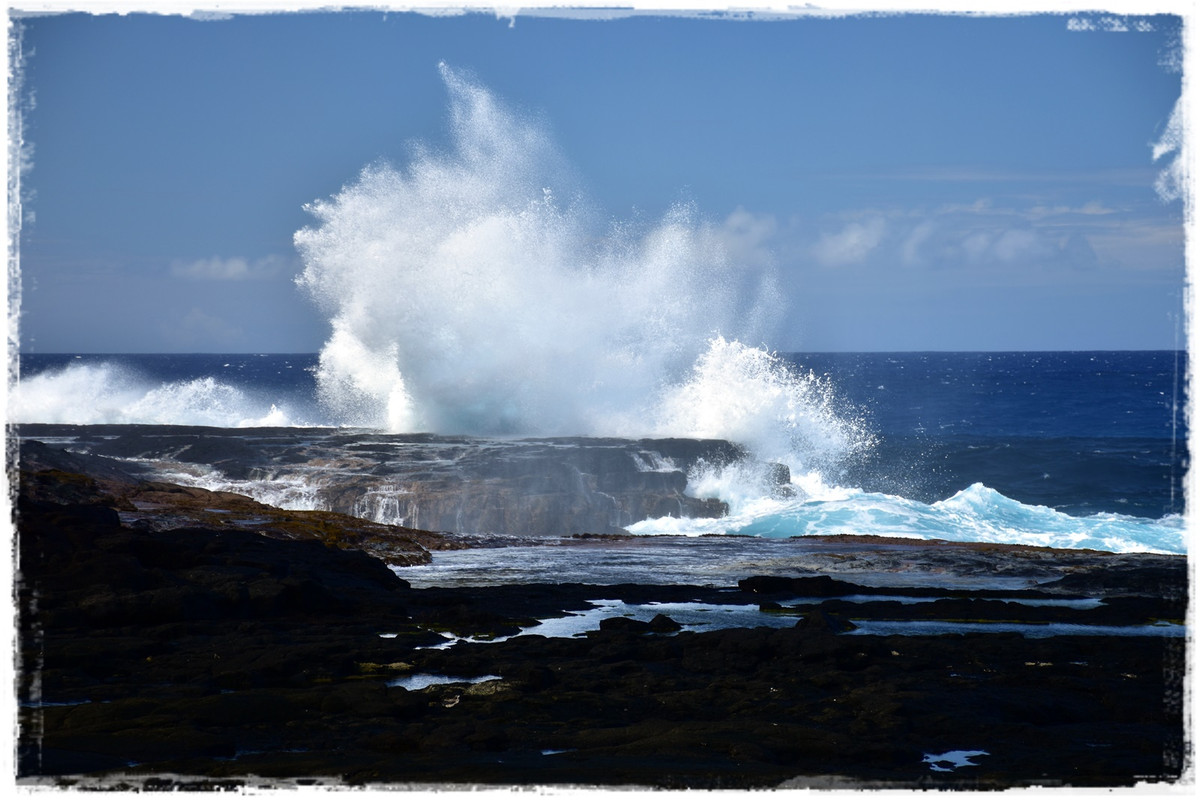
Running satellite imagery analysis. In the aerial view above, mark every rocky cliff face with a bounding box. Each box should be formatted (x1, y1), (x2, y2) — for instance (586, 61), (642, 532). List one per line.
(15, 426), (782, 536)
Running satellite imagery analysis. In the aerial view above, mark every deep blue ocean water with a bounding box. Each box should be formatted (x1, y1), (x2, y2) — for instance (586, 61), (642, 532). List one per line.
(13, 351), (1188, 554)
(791, 351), (1186, 520)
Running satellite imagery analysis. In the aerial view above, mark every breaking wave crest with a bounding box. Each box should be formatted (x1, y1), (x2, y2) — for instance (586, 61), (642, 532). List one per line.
(11, 361), (299, 428)
(627, 482), (1185, 555)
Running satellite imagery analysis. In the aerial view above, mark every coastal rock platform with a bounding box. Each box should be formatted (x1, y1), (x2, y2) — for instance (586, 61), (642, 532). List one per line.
(17, 424), (750, 537)
(13, 441), (1190, 790)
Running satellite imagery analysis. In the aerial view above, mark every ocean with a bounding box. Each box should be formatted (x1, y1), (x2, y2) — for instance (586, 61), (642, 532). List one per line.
(12, 349), (1187, 559)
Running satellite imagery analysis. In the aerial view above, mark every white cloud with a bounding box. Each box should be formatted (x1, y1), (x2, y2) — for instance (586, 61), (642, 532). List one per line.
(723, 206), (778, 245)
(1028, 201), (1117, 219)
(961, 231), (992, 262)
(718, 207), (779, 269)
(170, 254), (289, 281)
(812, 217), (886, 267)
(1078, 201), (1116, 216)
(877, 185), (1180, 275)
(901, 221), (936, 266)
(991, 229), (1051, 262)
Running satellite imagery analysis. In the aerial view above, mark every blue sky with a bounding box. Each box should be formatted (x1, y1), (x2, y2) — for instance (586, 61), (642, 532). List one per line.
(11, 7), (1188, 352)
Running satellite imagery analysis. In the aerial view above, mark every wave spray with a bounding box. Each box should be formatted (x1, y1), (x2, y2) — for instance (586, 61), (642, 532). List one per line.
(295, 63), (869, 487)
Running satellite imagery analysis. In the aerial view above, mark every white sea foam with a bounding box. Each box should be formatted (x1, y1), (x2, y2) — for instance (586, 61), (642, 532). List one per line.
(152, 465), (327, 512)
(351, 484), (413, 527)
(627, 481), (1186, 554)
(651, 336), (874, 478)
(10, 362), (302, 428)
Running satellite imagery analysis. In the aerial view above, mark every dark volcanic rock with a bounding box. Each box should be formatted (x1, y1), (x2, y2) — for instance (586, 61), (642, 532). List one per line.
(17, 426), (756, 536)
(795, 607), (858, 634)
(740, 574), (853, 597)
(13, 459), (1189, 791)
(18, 439), (452, 567)
(17, 494), (412, 631)
(647, 613), (683, 632)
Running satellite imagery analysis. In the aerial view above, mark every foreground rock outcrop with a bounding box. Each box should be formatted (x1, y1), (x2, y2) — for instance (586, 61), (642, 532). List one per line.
(13, 450), (1189, 789)
(18, 439), (455, 566)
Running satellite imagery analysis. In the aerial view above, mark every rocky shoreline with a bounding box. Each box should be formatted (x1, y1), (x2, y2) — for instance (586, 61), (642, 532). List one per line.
(16, 424), (750, 537)
(13, 439), (1191, 789)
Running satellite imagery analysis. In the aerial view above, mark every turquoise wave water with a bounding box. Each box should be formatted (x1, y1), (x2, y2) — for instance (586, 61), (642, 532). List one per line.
(628, 483), (1185, 555)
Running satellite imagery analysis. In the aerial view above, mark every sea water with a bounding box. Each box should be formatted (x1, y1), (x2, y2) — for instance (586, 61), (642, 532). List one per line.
(10, 64), (1188, 557)
(13, 350), (1187, 556)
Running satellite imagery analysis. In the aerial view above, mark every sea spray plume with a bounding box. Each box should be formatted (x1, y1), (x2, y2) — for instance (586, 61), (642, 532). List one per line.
(294, 63), (782, 435)
(653, 337), (876, 504)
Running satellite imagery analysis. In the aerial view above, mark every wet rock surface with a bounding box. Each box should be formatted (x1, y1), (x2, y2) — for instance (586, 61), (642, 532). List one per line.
(14, 446), (1189, 790)
(18, 424), (753, 536)
(18, 439), (457, 566)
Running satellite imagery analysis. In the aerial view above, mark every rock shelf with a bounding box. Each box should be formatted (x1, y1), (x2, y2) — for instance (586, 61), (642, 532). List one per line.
(12, 439), (1190, 789)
